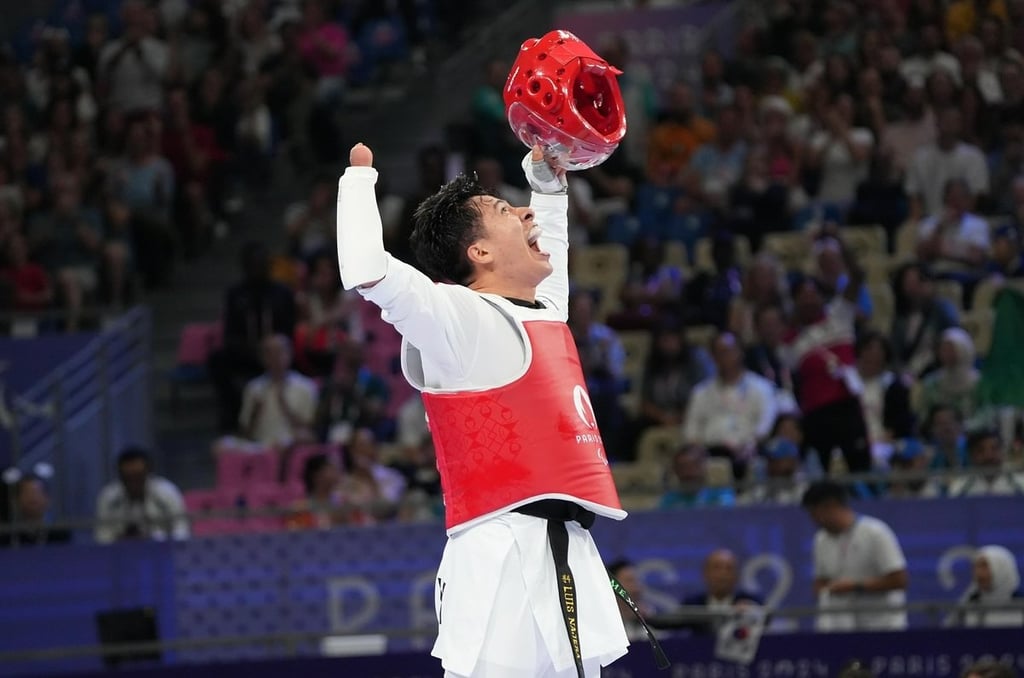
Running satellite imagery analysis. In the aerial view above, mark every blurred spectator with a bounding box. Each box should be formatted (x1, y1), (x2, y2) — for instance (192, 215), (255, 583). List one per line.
(287, 452), (348, 529)
(610, 237), (686, 330)
(744, 304), (792, 393)
(905, 107), (989, 221)
(285, 174), (336, 259)
(0, 474), (70, 547)
(813, 236), (873, 323)
(838, 661), (876, 678)
(313, 340), (390, 444)
(802, 480), (909, 631)
(107, 115), (175, 288)
(297, 0), (351, 101)
(294, 253), (353, 376)
(680, 549), (763, 635)
(209, 241), (298, 431)
(647, 82), (715, 184)
(946, 0), (1010, 44)
(394, 394), (427, 452)
(683, 332), (778, 479)
(728, 253), (788, 346)
(948, 545), (1024, 628)
(949, 429), (1024, 496)
(890, 262), (960, 376)
(162, 84), (226, 256)
(192, 66), (238, 158)
(26, 173), (109, 329)
(0, 232), (53, 312)
(686, 232), (742, 328)
(805, 95), (874, 207)
(987, 224), (1024, 278)
(390, 145), (446, 265)
(887, 438), (943, 498)
(901, 24), (961, 85)
(783, 237), (871, 474)
(74, 13), (109, 83)
(175, 2), (229, 86)
(856, 331), (915, 451)
(634, 321), (713, 435)
(238, 335), (318, 448)
(728, 112), (798, 242)
(472, 59), (521, 180)
(97, 0), (170, 114)
(916, 178), (991, 271)
(236, 2), (282, 76)
(918, 328), (980, 422)
(474, 156), (527, 207)
(390, 437), (440, 502)
(881, 82), (936, 176)
(699, 50), (733, 118)
(95, 447), (189, 544)
(601, 38), (657, 169)
(659, 444), (736, 509)
(686, 105), (748, 209)
(962, 662), (1018, 678)
(744, 438), (805, 505)
(1013, 175), (1024, 227)
(926, 404), (970, 470)
(569, 289), (627, 451)
(340, 428), (406, 523)
(607, 559), (656, 642)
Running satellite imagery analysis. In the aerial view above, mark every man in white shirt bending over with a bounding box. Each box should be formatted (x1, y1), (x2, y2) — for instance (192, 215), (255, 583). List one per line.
(684, 332), (778, 480)
(95, 447), (189, 544)
(802, 480), (909, 632)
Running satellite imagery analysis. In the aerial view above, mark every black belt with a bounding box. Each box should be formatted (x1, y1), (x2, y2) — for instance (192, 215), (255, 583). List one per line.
(513, 501), (670, 675)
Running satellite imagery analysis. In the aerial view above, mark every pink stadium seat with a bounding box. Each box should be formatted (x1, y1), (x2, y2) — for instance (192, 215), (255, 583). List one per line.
(238, 484), (294, 533)
(216, 449), (278, 490)
(175, 322), (221, 366)
(184, 489), (237, 537)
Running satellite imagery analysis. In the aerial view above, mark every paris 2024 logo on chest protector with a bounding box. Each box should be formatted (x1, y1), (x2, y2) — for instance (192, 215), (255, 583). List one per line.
(573, 384), (608, 465)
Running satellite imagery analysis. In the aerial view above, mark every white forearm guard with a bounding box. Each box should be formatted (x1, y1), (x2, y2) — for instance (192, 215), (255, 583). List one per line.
(337, 166), (388, 290)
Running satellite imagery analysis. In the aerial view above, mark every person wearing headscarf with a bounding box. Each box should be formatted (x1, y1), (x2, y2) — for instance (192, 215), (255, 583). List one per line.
(918, 327), (980, 422)
(947, 545), (1024, 628)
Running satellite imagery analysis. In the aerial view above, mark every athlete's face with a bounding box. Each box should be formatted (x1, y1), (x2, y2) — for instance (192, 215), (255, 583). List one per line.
(468, 195), (552, 288)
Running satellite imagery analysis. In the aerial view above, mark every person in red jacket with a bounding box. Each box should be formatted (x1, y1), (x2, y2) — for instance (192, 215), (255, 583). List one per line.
(1, 233), (54, 312)
(782, 230), (872, 474)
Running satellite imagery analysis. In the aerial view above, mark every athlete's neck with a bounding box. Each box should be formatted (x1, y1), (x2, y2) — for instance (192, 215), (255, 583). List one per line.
(469, 280), (537, 304)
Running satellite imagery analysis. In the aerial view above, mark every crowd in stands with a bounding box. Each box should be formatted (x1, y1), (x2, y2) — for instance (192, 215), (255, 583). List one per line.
(0, 0), (444, 330)
(5, 0), (1024, 537)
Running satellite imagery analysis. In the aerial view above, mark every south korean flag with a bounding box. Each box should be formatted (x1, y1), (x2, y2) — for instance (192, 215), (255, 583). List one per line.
(714, 604), (767, 665)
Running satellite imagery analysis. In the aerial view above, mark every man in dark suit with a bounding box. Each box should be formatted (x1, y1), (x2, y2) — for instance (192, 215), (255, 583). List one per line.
(681, 549), (763, 635)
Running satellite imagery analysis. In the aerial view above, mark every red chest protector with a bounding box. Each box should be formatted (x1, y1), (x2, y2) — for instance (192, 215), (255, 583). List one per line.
(421, 320), (625, 532)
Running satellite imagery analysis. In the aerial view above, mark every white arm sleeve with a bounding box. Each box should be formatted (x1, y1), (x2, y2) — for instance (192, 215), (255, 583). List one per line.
(337, 166), (388, 290)
(533, 192), (570, 319)
(358, 254), (483, 380)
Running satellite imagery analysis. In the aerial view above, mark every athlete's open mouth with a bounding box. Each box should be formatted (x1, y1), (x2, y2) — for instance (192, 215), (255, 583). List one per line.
(528, 226), (544, 253)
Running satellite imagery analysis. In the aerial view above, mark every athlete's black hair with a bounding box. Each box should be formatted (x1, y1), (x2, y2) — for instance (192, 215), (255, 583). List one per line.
(410, 174), (491, 284)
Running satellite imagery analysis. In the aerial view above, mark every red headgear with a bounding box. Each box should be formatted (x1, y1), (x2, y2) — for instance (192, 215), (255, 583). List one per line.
(504, 30), (627, 171)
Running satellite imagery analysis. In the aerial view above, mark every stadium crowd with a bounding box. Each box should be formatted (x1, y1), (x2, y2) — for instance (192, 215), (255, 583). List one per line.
(2, 0), (1024, 539)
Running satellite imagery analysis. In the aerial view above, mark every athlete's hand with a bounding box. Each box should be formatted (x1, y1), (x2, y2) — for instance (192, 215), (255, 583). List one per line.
(523, 144), (567, 195)
(350, 143), (374, 168)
